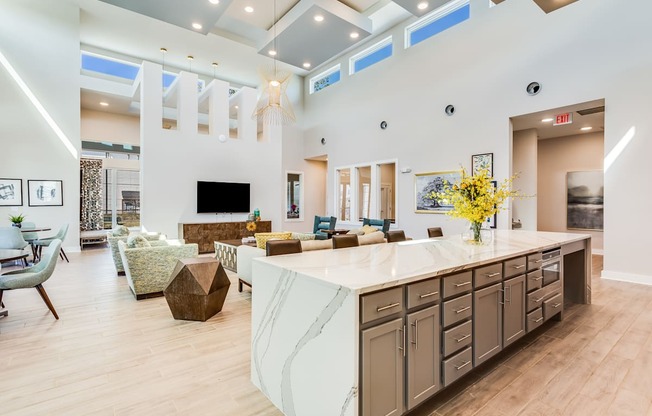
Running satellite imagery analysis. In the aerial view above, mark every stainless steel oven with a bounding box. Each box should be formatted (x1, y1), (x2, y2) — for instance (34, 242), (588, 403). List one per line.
(541, 248), (562, 286)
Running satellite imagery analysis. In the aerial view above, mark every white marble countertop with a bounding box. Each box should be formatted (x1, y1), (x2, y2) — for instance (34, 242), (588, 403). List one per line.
(254, 230), (590, 294)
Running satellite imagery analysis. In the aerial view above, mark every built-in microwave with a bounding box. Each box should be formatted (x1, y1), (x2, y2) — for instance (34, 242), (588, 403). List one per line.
(541, 248), (561, 286)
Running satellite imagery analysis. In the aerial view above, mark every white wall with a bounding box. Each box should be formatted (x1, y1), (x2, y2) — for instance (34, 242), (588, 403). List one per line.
(512, 129), (538, 230)
(301, 0), (652, 281)
(81, 109), (140, 146)
(0, 0), (80, 250)
(537, 132), (604, 252)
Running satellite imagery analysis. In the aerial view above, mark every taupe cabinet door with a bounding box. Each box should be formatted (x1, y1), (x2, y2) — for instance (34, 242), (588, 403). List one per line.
(406, 305), (441, 410)
(362, 318), (404, 416)
(503, 275), (526, 347)
(473, 282), (502, 366)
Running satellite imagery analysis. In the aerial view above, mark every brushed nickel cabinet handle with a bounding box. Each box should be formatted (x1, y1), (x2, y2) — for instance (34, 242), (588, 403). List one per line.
(535, 296), (545, 303)
(455, 334), (471, 343)
(512, 265), (525, 269)
(553, 303), (562, 309)
(454, 282), (471, 287)
(377, 302), (400, 312)
(455, 361), (471, 371)
(411, 320), (419, 350)
(532, 276), (544, 281)
(419, 291), (439, 299)
(398, 326), (405, 357)
(485, 272), (501, 278)
(455, 306), (471, 314)
(533, 317), (544, 323)
(534, 259), (544, 263)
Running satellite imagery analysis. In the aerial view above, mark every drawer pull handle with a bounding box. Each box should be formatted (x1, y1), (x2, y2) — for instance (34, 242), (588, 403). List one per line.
(512, 265), (526, 269)
(455, 334), (471, 343)
(533, 317), (544, 323)
(455, 360), (471, 371)
(534, 259), (544, 264)
(552, 303), (562, 309)
(485, 272), (501, 278)
(419, 291), (439, 299)
(532, 276), (544, 281)
(535, 296), (545, 303)
(454, 306), (471, 314)
(454, 282), (471, 287)
(377, 302), (401, 312)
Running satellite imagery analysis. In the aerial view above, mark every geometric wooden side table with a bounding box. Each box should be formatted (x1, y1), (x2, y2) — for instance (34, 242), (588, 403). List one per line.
(163, 257), (231, 321)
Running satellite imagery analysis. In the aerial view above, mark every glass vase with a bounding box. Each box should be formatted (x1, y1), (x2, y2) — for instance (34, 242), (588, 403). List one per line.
(462, 221), (492, 245)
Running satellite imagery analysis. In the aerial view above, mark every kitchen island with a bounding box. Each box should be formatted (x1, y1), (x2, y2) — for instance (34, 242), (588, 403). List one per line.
(250, 230), (591, 416)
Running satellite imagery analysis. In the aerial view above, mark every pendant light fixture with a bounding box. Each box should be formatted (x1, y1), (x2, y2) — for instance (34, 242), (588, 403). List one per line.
(252, 0), (296, 125)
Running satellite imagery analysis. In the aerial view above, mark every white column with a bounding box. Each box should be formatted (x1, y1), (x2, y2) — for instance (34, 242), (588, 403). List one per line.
(207, 79), (229, 138)
(177, 71), (198, 137)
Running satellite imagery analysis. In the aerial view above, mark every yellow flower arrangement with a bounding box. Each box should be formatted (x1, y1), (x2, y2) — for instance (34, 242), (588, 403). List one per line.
(246, 221), (257, 234)
(429, 167), (519, 243)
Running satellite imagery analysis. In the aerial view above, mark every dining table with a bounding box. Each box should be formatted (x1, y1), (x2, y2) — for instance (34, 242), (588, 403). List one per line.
(20, 226), (51, 263)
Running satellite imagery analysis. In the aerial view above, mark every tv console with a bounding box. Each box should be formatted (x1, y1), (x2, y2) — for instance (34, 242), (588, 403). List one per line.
(179, 221), (272, 254)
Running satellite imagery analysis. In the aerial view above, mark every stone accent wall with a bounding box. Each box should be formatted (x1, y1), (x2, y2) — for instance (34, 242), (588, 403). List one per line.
(80, 158), (103, 231)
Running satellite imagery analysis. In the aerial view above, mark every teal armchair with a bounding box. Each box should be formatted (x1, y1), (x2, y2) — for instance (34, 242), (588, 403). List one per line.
(313, 216), (336, 240)
(362, 218), (391, 236)
(0, 239), (61, 319)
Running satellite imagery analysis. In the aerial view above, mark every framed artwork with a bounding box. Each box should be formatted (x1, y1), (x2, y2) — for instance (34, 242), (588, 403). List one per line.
(28, 180), (63, 207)
(472, 153), (493, 176)
(415, 170), (462, 213)
(486, 180), (497, 229)
(0, 178), (22, 206)
(285, 171), (304, 221)
(567, 171), (603, 231)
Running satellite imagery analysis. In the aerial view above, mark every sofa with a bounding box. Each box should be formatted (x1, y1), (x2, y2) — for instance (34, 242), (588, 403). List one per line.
(118, 239), (198, 299)
(235, 231), (385, 292)
(108, 232), (164, 274)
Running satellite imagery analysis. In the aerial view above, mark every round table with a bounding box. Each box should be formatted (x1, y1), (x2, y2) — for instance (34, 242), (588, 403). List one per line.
(20, 227), (51, 233)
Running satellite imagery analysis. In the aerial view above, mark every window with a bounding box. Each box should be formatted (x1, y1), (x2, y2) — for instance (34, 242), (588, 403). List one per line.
(357, 166), (371, 220)
(405, 0), (470, 48)
(337, 169), (351, 221)
(81, 52), (140, 81)
(350, 37), (393, 75)
(310, 65), (341, 94)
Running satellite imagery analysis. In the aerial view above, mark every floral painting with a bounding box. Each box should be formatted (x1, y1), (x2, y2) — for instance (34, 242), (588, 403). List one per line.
(472, 153), (493, 176)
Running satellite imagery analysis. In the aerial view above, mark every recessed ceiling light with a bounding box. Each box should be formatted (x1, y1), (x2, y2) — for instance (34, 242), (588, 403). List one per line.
(268, 50), (277, 56)
(99, 102), (109, 107)
(350, 32), (359, 39)
(208, 0), (219, 4)
(541, 118), (554, 122)
(314, 14), (324, 22)
(303, 62), (311, 68)
(244, 6), (254, 13)
(581, 126), (593, 131)
(192, 22), (202, 30)
(417, 2), (429, 10)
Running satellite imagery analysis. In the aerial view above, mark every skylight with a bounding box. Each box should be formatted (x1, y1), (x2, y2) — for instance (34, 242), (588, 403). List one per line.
(405, 0), (470, 48)
(81, 51), (177, 88)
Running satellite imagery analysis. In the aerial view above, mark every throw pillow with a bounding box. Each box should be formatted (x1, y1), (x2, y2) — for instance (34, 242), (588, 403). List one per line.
(127, 234), (151, 248)
(291, 232), (316, 241)
(361, 225), (380, 235)
(255, 232), (293, 250)
(347, 228), (366, 236)
(112, 225), (129, 236)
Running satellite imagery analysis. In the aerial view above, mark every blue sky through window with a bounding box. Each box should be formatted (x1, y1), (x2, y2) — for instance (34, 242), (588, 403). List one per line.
(353, 43), (393, 73)
(313, 69), (341, 93)
(410, 4), (470, 47)
(82, 52), (177, 87)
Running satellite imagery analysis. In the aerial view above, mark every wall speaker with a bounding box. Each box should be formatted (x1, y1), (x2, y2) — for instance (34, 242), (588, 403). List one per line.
(445, 105), (455, 116)
(526, 82), (541, 96)
(320, 137), (326, 145)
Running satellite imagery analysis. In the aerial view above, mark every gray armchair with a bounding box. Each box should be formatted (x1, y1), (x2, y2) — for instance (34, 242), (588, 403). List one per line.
(0, 239), (61, 319)
(0, 227), (29, 250)
(34, 223), (69, 262)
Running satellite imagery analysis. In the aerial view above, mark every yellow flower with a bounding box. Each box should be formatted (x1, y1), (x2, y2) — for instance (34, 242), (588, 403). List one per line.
(246, 221), (257, 232)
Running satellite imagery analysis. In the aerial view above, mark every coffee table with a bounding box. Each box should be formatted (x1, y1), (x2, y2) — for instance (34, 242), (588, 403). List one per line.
(213, 239), (257, 272)
(323, 229), (350, 239)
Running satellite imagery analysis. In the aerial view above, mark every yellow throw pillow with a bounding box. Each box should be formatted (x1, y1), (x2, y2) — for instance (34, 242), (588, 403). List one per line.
(361, 225), (380, 235)
(255, 232), (293, 250)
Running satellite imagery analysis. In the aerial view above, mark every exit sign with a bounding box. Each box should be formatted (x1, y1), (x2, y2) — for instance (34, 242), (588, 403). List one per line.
(554, 112), (573, 126)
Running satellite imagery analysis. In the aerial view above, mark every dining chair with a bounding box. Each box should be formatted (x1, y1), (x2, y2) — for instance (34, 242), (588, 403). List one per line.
(266, 239), (302, 257)
(20, 222), (40, 260)
(332, 234), (359, 249)
(0, 227), (29, 250)
(386, 230), (407, 243)
(427, 227), (443, 238)
(0, 239), (62, 319)
(34, 224), (69, 262)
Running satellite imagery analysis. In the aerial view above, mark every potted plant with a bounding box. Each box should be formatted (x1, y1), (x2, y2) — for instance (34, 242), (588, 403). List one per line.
(9, 213), (25, 228)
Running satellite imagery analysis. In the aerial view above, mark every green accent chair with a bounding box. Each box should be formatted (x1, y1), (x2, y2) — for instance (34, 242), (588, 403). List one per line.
(362, 218), (391, 236)
(108, 232), (163, 275)
(21, 222), (39, 260)
(0, 239), (62, 319)
(34, 224), (69, 263)
(0, 227), (29, 250)
(118, 240), (198, 300)
(313, 216), (336, 240)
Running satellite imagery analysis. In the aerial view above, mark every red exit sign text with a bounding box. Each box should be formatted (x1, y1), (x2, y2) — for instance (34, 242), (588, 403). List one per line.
(554, 112), (573, 126)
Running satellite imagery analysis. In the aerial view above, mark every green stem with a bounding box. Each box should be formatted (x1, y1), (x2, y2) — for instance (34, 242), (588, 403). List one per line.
(471, 221), (483, 243)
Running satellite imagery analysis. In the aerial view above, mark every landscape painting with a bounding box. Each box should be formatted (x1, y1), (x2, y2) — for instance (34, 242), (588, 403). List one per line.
(567, 170), (603, 230)
(415, 170), (461, 213)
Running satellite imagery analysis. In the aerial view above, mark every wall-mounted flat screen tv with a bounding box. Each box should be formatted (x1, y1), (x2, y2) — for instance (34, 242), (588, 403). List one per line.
(197, 181), (250, 213)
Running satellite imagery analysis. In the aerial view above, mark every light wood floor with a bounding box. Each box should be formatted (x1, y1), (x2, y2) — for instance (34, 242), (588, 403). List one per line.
(1, 251), (651, 415)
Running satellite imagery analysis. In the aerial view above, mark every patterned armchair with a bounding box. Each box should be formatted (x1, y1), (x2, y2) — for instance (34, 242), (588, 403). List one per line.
(118, 240), (198, 299)
(108, 232), (163, 275)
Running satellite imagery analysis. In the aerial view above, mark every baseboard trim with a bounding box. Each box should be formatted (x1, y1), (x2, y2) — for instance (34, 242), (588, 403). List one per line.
(601, 270), (652, 286)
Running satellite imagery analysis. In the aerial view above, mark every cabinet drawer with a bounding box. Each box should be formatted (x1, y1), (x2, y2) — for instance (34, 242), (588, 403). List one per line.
(361, 287), (403, 324)
(527, 288), (546, 312)
(526, 308), (544, 332)
(473, 263), (502, 288)
(526, 270), (543, 292)
(442, 271), (472, 299)
(504, 256), (527, 278)
(544, 280), (562, 299)
(442, 294), (472, 328)
(543, 293), (563, 321)
(407, 278), (440, 309)
(443, 346), (473, 387)
(527, 252), (543, 271)
(443, 320), (473, 357)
